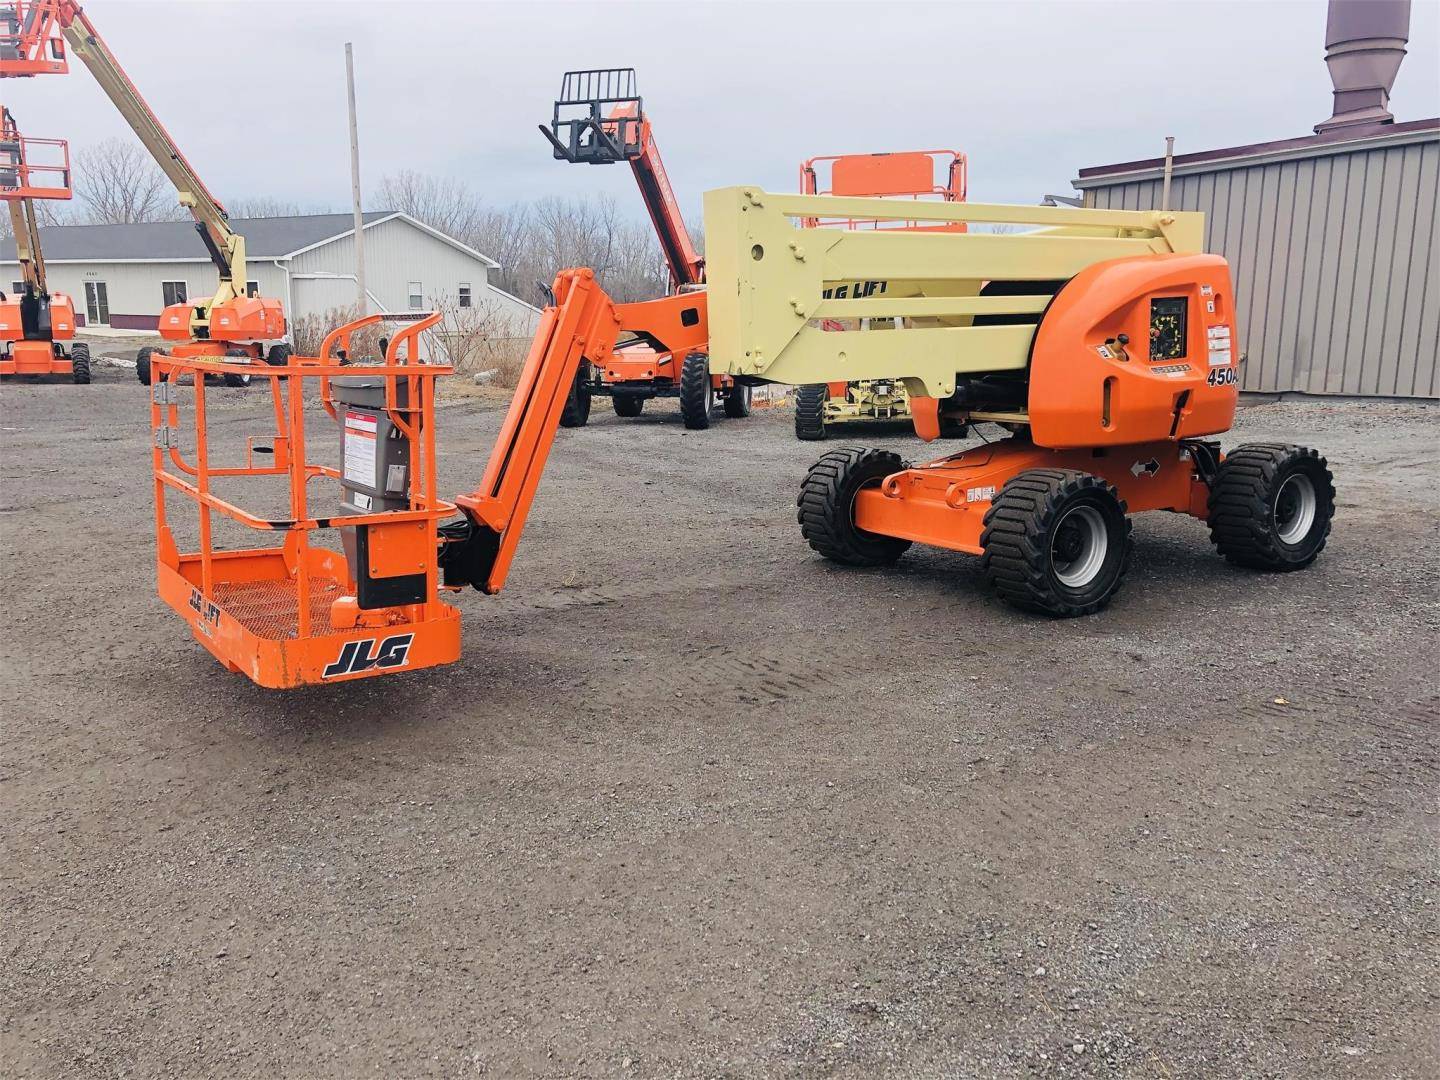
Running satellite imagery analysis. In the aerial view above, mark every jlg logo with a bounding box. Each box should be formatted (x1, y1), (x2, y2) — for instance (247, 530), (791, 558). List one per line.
(187, 589), (221, 636)
(322, 634), (415, 679)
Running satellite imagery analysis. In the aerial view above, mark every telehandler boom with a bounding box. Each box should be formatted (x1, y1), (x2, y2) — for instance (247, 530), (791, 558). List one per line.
(0, 0), (287, 385)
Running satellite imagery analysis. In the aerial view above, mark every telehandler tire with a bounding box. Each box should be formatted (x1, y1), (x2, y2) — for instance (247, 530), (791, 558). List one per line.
(266, 343), (293, 366)
(70, 343), (91, 384)
(560, 365), (592, 427)
(981, 469), (1132, 617)
(795, 384), (826, 441)
(679, 352), (712, 430)
(798, 447), (912, 567)
(723, 382), (752, 419)
(136, 346), (155, 385)
(613, 394), (644, 417)
(223, 348), (252, 388)
(1207, 443), (1334, 571)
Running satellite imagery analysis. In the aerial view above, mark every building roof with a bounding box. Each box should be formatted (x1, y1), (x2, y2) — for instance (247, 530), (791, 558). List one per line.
(1073, 116), (1439, 188)
(0, 210), (501, 268)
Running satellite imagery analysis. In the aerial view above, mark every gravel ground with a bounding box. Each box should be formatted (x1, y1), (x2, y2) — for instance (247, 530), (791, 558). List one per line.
(2, 354), (1437, 1079)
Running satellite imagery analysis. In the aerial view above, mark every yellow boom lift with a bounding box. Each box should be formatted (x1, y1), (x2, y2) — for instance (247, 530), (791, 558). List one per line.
(0, 1), (288, 385)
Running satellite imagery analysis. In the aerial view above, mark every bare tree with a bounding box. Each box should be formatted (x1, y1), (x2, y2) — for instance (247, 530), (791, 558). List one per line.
(223, 196), (334, 219)
(376, 169), (487, 239)
(71, 138), (184, 225)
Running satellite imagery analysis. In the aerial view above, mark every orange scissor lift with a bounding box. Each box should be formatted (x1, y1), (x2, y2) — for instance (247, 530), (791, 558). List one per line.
(151, 269), (620, 688)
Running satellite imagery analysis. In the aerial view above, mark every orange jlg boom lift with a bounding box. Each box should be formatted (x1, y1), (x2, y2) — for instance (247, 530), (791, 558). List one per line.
(540, 69), (751, 429)
(0, 1), (287, 386)
(0, 103), (86, 380)
(145, 184), (1334, 689)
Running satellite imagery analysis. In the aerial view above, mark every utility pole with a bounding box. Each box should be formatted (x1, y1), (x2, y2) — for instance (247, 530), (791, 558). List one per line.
(345, 42), (366, 313)
(1160, 135), (1175, 211)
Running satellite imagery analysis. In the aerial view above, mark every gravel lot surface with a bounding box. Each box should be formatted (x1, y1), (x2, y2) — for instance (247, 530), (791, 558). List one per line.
(3, 352), (1437, 1078)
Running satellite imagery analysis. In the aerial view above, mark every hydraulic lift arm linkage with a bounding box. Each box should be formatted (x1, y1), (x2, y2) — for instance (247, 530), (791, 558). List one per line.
(443, 268), (621, 594)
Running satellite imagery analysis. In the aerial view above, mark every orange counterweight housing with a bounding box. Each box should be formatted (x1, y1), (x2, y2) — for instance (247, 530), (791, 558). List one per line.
(1027, 253), (1238, 448)
(158, 295), (285, 343)
(0, 292), (76, 375)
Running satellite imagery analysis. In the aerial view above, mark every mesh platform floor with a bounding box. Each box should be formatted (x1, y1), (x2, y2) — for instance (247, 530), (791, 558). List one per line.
(210, 578), (345, 640)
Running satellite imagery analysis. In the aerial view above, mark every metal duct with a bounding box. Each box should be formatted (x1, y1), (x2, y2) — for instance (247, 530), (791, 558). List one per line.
(1316, 0), (1411, 132)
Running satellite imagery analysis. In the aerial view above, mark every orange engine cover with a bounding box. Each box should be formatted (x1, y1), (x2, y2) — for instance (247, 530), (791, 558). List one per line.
(0, 292), (77, 342)
(1028, 253), (1238, 449)
(159, 296), (286, 342)
(209, 295), (286, 342)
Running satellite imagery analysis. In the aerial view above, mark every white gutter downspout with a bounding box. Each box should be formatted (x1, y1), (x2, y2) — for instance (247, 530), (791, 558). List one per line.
(273, 259), (294, 344)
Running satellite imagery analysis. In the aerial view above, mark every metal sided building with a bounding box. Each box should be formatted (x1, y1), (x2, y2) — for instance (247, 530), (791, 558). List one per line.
(1072, 1), (1438, 400)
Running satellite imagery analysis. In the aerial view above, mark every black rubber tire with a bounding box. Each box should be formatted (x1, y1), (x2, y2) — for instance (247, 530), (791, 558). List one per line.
(723, 382), (752, 419)
(613, 393), (644, 418)
(560, 364), (592, 428)
(795, 384), (827, 441)
(980, 469), (1132, 617)
(136, 345), (155, 385)
(70, 342), (91, 384)
(678, 352), (712, 430)
(797, 447), (912, 567)
(266, 343), (293, 367)
(223, 348), (252, 388)
(1207, 443), (1334, 571)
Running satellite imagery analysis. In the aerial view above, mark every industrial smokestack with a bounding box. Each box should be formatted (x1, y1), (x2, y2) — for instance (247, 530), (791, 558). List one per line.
(1316, 0), (1411, 133)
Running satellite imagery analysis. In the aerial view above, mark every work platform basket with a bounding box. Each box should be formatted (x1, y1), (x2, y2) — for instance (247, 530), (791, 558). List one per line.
(149, 313), (460, 688)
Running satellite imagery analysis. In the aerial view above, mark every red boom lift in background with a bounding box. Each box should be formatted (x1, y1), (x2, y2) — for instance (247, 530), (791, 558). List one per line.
(540, 68), (751, 430)
(0, 104), (85, 381)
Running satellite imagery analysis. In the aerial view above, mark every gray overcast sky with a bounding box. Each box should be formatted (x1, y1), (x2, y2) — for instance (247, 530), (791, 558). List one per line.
(14, 0), (1440, 218)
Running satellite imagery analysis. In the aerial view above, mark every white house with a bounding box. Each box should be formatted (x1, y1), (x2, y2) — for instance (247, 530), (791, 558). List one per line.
(1, 210), (540, 340)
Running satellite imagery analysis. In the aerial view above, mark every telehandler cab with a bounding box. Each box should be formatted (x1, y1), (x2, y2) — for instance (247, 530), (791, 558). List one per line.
(0, 1), (289, 386)
(0, 105), (87, 382)
(540, 68), (750, 429)
(704, 186), (1334, 616)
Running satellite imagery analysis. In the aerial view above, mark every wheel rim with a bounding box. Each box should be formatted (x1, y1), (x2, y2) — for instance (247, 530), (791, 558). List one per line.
(1274, 473), (1317, 544)
(1051, 505), (1108, 588)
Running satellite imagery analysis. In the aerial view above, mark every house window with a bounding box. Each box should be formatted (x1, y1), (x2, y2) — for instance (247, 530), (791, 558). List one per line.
(247, 280), (260, 298)
(161, 280), (188, 307)
(458, 283), (472, 308)
(407, 281), (423, 309)
(11, 281), (24, 294)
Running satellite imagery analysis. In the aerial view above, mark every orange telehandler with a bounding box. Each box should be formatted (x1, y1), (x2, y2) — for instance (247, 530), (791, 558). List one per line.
(539, 69), (750, 429)
(0, 1), (288, 386)
(0, 104), (86, 381)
